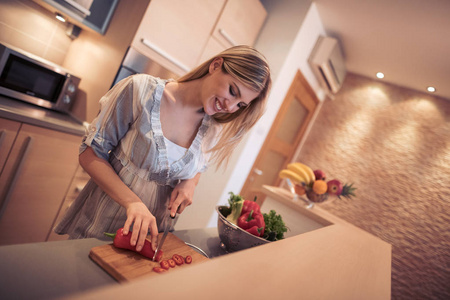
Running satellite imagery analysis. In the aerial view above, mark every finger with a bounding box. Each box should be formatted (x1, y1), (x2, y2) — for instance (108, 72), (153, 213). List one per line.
(130, 219), (141, 247)
(123, 217), (133, 235)
(170, 198), (182, 217)
(149, 220), (158, 251)
(136, 221), (149, 252)
(168, 189), (178, 211)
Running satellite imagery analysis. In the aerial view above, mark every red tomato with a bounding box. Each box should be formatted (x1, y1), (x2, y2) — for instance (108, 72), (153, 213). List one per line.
(160, 260), (170, 270)
(168, 259), (176, 268)
(185, 255), (192, 264)
(153, 267), (167, 273)
(172, 254), (184, 265)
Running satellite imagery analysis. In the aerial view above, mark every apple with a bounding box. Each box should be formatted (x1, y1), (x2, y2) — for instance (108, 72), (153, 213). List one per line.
(314, 169), (327, 181)
(327, 179), (343, 196)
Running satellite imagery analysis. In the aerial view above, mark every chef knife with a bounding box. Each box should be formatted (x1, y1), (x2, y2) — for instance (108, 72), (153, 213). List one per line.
(152, 213), (175, 261)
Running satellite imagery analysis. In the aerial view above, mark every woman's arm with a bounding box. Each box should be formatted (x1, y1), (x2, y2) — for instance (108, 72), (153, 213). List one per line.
(168, 173), (201, 217)
(79, 146), (158, 252)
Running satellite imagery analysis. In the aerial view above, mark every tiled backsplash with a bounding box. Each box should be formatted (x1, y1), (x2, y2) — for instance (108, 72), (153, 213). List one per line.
(298, 73), (450, 299)
(0, 0), (71, 65)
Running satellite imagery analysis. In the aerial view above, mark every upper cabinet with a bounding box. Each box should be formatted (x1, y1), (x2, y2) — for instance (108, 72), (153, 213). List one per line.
(211, 0), (267, 48)
(132, 0), (267, 76)
(33, 0), (120, 35)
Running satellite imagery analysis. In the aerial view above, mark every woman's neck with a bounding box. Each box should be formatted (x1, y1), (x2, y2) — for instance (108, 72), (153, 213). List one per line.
(166, 80), (204, 113)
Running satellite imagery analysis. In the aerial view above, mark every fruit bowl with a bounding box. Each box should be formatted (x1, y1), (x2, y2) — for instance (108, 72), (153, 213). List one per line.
(216, 206), (270, 252)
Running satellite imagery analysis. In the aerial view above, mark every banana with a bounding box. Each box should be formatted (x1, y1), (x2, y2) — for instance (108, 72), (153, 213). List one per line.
(293, 162), (315, 184)
(279, 169), (307, 185)
(287, 163), (311, 184)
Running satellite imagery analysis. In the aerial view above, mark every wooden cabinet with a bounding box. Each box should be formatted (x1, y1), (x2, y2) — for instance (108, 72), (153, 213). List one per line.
(211, 0), (267, 48)
(131, 0), (267, 76)
(131, 0), (226, 75)
(0, 119), (81, 245)
(47, 165), (90, 241)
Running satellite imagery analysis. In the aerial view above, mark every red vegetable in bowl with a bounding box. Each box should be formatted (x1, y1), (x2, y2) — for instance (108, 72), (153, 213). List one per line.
(104, 228), (163, 262)
(241, 199), (261, 215)
(237, 210), (265, 237)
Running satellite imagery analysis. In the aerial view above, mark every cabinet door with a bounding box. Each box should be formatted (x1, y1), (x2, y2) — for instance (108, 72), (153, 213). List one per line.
(47, 165), (90, 241)
(196, 36), (227, 65)
(0, 124), (80, 245)
(0, 118), (21, 175)
(212, 0), (267, 48)
(131, 0), (226, 75)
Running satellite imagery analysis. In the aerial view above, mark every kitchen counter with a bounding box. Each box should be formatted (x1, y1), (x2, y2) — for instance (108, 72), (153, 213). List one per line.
(60, 186), (391, 300)
(0, 188), (391, 299)
(0, 228), (227, 300)
(0, 96), (85, 136)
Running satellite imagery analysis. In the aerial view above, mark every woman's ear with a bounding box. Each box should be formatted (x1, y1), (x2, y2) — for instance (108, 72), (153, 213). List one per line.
(209, 57), (224, 74)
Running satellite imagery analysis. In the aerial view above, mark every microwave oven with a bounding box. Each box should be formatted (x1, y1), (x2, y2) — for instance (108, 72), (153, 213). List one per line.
(0, 42), (80, 113)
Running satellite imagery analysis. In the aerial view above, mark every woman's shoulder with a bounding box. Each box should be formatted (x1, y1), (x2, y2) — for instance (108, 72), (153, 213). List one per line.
(127, 74), (170, 104)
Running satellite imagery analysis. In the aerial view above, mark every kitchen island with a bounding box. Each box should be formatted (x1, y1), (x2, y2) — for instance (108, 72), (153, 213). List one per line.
(0, 186), (391, 299)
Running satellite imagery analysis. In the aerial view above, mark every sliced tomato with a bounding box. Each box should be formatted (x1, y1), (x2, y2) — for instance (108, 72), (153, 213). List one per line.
(184, 255), (192, 264)
(172, 254), (184, 265)
(160, 260), (170, 270)
(153, 267), (167, 273)
(168, 259), (176, 268)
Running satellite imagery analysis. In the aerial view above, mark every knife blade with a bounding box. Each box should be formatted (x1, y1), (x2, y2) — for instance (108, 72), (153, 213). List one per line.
(152, 213), (175, 261)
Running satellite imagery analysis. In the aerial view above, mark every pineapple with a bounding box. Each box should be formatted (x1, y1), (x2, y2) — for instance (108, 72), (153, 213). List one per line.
(338, 183), (357, 199)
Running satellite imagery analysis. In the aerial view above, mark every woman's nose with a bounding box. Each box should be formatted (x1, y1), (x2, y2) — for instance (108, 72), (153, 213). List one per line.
(224, 99), (239, 112)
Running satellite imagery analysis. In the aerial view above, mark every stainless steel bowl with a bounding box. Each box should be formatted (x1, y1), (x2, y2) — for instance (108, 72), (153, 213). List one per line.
(216, 206), (270, 252)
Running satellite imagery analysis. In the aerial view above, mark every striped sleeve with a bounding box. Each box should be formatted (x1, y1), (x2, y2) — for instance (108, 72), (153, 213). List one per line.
(80, 76), (140, 160)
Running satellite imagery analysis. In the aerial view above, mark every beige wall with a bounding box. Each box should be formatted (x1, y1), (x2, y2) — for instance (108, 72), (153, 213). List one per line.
(0, 0), (71, 65)
(297, 73), (450, 299)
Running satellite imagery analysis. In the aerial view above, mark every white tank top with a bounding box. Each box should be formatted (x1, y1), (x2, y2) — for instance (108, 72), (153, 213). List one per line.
(164, 137), (187, 164)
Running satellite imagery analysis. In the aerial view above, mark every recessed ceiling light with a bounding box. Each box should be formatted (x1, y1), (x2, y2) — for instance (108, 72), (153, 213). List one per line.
(427, 86), (436, 93)
(55, 13), (66, 23)
(376, 72), (384, 79)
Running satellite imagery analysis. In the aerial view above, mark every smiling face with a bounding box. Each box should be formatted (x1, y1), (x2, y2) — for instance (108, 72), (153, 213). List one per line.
(201, 58), (260, 116)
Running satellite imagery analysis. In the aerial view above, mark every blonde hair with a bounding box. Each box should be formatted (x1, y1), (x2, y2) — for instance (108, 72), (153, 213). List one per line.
(178, 45), (271, 168)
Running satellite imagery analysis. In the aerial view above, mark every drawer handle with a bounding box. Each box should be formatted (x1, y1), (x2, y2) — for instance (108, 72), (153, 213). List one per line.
(140, 38), (190, 72)
(219, 29), (237, 46)
(0, 136), (33, 219)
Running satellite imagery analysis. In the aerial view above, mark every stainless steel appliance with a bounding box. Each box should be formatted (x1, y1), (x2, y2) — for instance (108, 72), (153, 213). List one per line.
(112, 47), (178, 87)
(0, 42), (80, 114)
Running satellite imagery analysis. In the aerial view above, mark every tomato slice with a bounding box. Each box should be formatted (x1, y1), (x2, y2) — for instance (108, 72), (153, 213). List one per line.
(168, 259), (176, 268)
(172, 254), (184, 265)
(185, 255), (192, 264)
(160, 260), (170, 270)
(153, 267), (167, 273)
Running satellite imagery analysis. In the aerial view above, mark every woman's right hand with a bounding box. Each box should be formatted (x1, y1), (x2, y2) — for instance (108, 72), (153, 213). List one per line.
(123, 202), (158, 252)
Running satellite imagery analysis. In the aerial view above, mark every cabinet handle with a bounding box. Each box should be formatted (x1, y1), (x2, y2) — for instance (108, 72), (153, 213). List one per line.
(0, 136), (33, 219)
(140, 38), (190, 72)
(219, 29), (237, 46)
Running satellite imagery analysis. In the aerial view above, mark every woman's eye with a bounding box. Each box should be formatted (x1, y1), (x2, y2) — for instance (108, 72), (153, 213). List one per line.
(237, 102), (248, 109)
(229, 86), (236, 97)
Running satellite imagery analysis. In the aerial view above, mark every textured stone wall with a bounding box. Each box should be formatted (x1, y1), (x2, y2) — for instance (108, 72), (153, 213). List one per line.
(298, 73), (450, 299)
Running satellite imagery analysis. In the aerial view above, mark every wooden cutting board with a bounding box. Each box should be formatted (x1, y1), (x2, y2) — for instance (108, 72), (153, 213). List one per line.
(89, 232), (209, 282)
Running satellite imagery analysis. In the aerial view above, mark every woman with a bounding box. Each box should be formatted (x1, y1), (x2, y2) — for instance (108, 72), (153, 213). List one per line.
(55, 45), (271, 253)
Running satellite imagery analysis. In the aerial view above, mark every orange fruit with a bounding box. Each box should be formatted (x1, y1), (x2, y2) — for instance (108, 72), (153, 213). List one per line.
(294, 184), (306, 195)
(312, 180), (328, 195)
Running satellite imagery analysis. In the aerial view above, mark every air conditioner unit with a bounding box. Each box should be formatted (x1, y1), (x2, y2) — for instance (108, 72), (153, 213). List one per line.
(308, 36), (346, 94)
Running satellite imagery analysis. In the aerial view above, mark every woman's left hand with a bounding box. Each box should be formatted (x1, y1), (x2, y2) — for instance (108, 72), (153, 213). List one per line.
(168, 173), (201, 217)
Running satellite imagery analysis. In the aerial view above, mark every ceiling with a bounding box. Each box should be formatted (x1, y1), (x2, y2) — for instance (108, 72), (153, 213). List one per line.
(314, 0), (450, 100)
